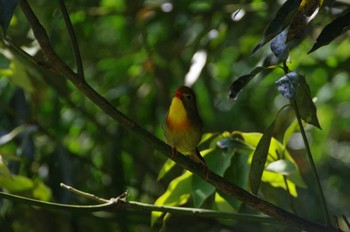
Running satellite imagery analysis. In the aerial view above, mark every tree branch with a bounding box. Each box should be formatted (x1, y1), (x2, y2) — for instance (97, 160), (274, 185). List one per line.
(18, 1), (339, 231)
(291, 99), (331, 224)
(0, 187), (280, 225)
(57, 0), (85, 80)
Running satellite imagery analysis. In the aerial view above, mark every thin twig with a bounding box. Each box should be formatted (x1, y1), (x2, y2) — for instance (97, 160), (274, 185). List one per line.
(60, 183), (109, 203)
(60, 183), (282, 224)
(57, 0), (85, 79)
(0, 191), (114, 212)
(291, 99), (331, 225)
(0, 188), (281, 225)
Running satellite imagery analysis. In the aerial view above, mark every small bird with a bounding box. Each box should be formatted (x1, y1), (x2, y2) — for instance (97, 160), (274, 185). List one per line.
(163, 86), (206, 165)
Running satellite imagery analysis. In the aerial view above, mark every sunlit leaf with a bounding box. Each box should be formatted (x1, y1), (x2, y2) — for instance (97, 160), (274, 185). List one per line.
(275, 71), (299, 99)
(200, 132), (219, 146)
(157, 159), (176, 181)
(262, 171), (298, 197)
(249, 120), (275, 195)
(218, 152), (249, 210)
(192, 148), (235, 207)
(265, 159), (295, 175)
(308, 11), (350, 53)
(152, 171), (192, 226)
(9, 60), (35, 92)
(213, 192), (236, 212)
(216, 137), (253, 153)
(295, 75), (321, 129)
(0, 175), (33, 192)
(252, 0), (302, 54)
(232, 131), (306, 195)
(0, 0), (20, 33)
(32, 180), (52, 201)
(159, 213), (171, 232)
(283, 119), (299, 146)
(0, 155), (11, 178)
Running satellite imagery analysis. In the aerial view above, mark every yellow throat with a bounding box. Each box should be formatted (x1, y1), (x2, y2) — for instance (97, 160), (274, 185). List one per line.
(166, 97), (190, 130)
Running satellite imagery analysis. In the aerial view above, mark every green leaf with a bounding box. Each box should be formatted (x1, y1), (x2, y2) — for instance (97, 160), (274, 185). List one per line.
(295, 75), (321, 129)
(262, 171), (298, 197)
(216, 153), (250, 211)
(229, 74), (252, 100)
(232, 131), (306, 195)
(157, 159), (176, 181)
(151, 171), (192, 226)
(229, 66), (277, 100)
(0, 175), (33, 192)
(0, 0), (20, 33)
(8, 60), (35, 92)
(192, 148), (235, 207)
(213, 192), (236, 212)
(265, 159), (295, 175)
(252, 0), (301, 54)
(283, 119), (299, 147)
(249, 120), (275, 195)
(200, 132), (218, 146)
(308, 11), (350, 53)
(32, 180), (52, 201)
(217, 137), (253, 153)
(0, 155), (11, 178)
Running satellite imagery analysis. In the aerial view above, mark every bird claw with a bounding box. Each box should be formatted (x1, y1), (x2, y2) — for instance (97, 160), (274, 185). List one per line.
(201, 163), (209, 181)
(170, 147), (177, 159)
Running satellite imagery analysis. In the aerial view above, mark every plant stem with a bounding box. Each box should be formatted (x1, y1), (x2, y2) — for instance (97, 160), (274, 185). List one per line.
(0, 189), (281, 224)
(291, 99), (331, 225)
(0, 191), (115, 212)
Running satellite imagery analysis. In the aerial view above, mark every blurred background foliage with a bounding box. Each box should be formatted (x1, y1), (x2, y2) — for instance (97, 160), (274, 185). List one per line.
(0, 0), (350, 231)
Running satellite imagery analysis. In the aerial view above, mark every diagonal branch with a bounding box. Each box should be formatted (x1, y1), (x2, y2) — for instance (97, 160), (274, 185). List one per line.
(18, 1), (338, 231)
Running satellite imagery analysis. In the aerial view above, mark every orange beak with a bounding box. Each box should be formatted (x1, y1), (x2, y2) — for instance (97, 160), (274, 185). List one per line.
(174, 89), (183, 99)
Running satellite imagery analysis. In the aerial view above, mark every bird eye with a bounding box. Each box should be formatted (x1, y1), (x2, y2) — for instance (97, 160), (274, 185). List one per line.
(185, 95), (193, 101)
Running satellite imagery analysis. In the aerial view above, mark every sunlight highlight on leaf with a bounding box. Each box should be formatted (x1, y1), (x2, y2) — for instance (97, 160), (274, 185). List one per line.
(232, 130), (306, 196)
(152, 171), (192, 226)
(157, 159), (176, 181)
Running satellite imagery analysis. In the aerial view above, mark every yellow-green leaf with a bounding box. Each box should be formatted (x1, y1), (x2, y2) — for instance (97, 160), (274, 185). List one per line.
(151, 171), (192, 226)
(232, 130), (306, 196)
(157, 159), (176, 181)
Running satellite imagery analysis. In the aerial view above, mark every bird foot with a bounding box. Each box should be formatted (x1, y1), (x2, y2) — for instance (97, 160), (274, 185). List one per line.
(170, 147), (177, 159)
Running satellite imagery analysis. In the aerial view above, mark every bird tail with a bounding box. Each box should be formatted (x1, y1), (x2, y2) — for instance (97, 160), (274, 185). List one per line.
(190, 147), (206, 165)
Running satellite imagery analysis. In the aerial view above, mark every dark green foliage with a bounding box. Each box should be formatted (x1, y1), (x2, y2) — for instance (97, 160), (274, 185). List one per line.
(0, 0), (350, 231)
(249, 120), (275, 195)
(309, 11), (350, 53)
(0, 0), (20, 33)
